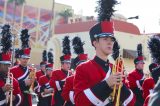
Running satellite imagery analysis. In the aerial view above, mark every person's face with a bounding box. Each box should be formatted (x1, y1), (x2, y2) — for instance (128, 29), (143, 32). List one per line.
(46, 70), (52, 77)
(93, 37), (114, 56)
(41, 65), (46, 72)
(136, 62), (144, 70)
(19, 58), (30, 66)
(62, 62), (71, 71)
(0, 64), (11, 73)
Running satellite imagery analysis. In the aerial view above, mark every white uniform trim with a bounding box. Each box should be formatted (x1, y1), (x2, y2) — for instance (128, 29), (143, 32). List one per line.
(136, 75), (145, 90)
(16, 94), (22, 106)
(18, 68), (29, 81)
(136, 80), (142, 90)
(84, 88), (103, 106)
(0, 99), (6, 105)
(69, 91), (75, 104)
(103, 67), (111, 81)
(55, 81), (61, 91)
(149, 89), (154, 94)
(123, 90), (134, 106)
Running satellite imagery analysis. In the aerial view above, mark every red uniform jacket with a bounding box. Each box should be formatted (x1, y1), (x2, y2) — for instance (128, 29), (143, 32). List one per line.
(10, 65), (39, 106)
(128, 69), (145, 90)
(38, 75), (53, 106)
(61, 75), (75, 106)
(142, 77), (155, 100)
(36, 70), (45, 82)
(143, 95), (150, 106)
(74, 56), (135, 106)
(49, 69), (72, 106)
(0, 74), (22, 106)
(128, 69), (145, 105)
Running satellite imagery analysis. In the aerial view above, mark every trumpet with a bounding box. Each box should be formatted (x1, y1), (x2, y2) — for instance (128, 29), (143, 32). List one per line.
(6, 72), (14, 106)
(111, 55), (124, 106)
(24, 68), (37, 95)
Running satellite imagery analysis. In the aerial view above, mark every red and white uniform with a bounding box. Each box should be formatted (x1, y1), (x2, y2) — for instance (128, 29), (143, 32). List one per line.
(128, 69), (145, 90)
(74, 56), (135, 106)
(61, 75), (75, 106)
(49, 69), (72, 106)
(36, 70), (45, 82)
(127, 69), (145, 105)
(38, 75), (53, 106)
(10, 65), (39, 106)
(142, 77), (155, 106)
(0, 74), (22, 106)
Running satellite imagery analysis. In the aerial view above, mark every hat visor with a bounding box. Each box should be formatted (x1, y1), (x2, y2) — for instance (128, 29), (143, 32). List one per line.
(20, 55), (30, 59)
(94, 33), (115, 41)
(0, 61), (11, 65)
(62, 60), (71, 63)
(136, 60), (145, 64)
(46, 68), (53, 71)
(40, 64), (46, 67)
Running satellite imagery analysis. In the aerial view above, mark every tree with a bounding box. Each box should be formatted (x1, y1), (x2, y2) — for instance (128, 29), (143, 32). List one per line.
(58, 9), (73, 24)
(8, 0), (25, 5)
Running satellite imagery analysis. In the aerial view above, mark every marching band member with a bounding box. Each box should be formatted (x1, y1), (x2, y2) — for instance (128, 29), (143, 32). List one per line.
(128, 44), (145, 106)
(49, 36), (72, 106)
(62, 36), (88, 106)
(10, 29), (38, 106)
(142, 35), (160, 106)
(38, 51), (54, 106)
(36, 50), (48, 82)
(0, 24), (22, 106)
(74, 0), (135, 106)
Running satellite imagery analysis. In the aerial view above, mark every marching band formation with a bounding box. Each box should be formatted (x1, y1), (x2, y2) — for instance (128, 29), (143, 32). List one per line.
(1, 0), (160, 106)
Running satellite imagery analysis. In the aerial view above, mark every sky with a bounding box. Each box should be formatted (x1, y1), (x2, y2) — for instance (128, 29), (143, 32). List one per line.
(56, 0), (160, 34)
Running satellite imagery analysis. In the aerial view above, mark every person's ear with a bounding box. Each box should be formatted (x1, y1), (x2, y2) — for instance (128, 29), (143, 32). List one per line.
(92, 40), (97, 48)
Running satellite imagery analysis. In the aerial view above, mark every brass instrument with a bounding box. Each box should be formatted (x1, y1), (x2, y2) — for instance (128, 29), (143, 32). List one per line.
(41, 88), (54, 98)
(111, 55), (124, 106)
(24, 67), (39, 103)
(24, 68), (37, 96)
(6, 72), (14, 106)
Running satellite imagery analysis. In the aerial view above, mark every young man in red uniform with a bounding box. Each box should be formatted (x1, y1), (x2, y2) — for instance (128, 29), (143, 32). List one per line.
(49, 36), (72, 106)
(62, 36), (88, 106)
(38, 51), (54, 106)
(10, 29), (38, 106)
(36, 50), (48, 82)
(74, 0), (136, 106)
(127, 44), (145, 106)
(0, 24), (22, 106)
(142, 36), (160, 106)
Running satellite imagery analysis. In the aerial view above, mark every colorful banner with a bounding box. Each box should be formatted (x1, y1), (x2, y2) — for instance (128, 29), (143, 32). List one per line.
(0, 0), (54, 48)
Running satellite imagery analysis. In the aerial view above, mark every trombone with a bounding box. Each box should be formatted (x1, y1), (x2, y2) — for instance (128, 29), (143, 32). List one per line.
(6, 72), (14, 106)
(111, 55), (124, 106)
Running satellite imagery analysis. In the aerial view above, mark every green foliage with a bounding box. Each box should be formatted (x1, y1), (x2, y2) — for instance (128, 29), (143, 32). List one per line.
(58, 9), (73, 18)
(8, 0), (25, 5)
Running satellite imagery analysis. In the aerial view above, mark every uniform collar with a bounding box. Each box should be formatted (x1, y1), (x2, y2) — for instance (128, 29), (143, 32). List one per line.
(41, 70), (45, 75)
(19, 65), (28, 71)
(136, 69), (143, 75)
(61, 69), (68, 76)
(94, 56), (109, 68)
